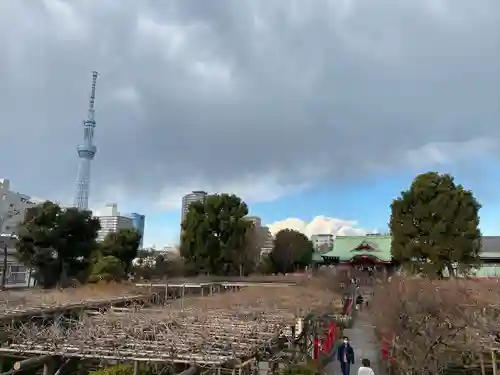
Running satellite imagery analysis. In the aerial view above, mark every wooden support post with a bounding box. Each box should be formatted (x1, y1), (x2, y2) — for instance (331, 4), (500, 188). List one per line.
(492, 350), (497, 375)
(270, 361), (278, 375)
(252, 359), (259, 375)
(54, 359), (72, 375)
(14, 356), (55, 371)
(165, 284), (169, 305)
(177, 366), (197, 375)
(181, 285), (185, 309)
(133, 361), (139, 375)
(480, 355), (486, 375)
(43, 359), (55, 375)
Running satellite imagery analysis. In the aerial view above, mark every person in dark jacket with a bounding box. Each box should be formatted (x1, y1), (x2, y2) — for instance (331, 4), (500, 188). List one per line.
(337, 336), (355, 375)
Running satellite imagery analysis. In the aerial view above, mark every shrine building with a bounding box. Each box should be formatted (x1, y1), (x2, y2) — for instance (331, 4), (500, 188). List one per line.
(312, 234), (500, 278)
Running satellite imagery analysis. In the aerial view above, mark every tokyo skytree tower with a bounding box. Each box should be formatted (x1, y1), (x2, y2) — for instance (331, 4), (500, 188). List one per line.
(74, 71), (98, 210)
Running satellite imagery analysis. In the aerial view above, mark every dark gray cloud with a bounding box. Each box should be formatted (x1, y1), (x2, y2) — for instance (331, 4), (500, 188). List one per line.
(1, 0), (499, 211)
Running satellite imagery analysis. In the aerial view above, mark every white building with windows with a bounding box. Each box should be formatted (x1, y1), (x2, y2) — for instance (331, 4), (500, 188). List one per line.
(0, 179), (37, 288)
(260, 227), (274, 259)
(244, 216), (275, 260)
(95, 203), (134, 242)
(181, 191), (207, 222)
(0, 179), (38, 235)
(311, 234), (335, 252)
(0, 235), (35, 288)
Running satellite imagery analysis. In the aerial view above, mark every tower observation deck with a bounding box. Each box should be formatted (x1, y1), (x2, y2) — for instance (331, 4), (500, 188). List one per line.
(74, 71), (98, 211)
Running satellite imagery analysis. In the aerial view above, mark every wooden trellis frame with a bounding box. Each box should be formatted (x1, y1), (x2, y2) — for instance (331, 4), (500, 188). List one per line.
(0, 282), (342, 370)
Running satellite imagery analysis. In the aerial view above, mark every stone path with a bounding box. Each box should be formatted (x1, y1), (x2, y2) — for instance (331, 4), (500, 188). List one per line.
(324, 310), (384, 375)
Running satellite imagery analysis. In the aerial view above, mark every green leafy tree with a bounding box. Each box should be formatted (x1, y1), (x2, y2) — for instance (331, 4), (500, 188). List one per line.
(390, 172), (481, 278)
(88, 255), (125, 283)
(180, 193), (251, 275)
(270, 229), (313, 273)
(16, 201), (101, 287)
(99, 228), (141, 275)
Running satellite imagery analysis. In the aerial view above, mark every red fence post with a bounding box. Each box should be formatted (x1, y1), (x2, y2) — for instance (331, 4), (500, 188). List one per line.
(313, 338), (319, 360)
(325, 334), (331, 352)
(381, 340), (389, 360)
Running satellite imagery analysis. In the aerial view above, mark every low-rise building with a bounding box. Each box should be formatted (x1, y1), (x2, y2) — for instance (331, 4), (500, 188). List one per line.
(0, 236), (35, 288)
(313, 234), (500, 278)
(0, 179), (38, 235)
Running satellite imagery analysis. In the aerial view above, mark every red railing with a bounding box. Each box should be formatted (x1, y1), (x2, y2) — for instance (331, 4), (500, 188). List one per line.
(313, 320), (338, 360)
(381, 338), (396, 360)
(345, 296), (353, 315)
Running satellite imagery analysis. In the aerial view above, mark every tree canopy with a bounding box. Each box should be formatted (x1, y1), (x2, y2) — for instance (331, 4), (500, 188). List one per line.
(269, 229), (313, 273)
(180, 193), (253, 275)
(88, 255), (125, 283)
(389, 172), (481, 277)
(99, 228), (141, 274)
(16, 201), (101, 287)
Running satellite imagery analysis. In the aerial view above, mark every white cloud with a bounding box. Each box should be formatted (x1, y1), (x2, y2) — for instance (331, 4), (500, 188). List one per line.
(157, 173), (310, 211)
(405, 138), (497, 169)
(266, 215), (369, 238)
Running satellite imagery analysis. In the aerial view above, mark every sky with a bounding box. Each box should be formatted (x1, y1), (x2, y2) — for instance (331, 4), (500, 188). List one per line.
(1, 0), (499, 247)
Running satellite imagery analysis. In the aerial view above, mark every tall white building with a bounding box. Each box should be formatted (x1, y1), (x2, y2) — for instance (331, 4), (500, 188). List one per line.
(311, 234), (334, 251)
(0, 179), (38, 234)
(260, 227), (274, 259)
(181, 191), (207, 221)
(244, 216), (274, 259)
(95, 203), (134, 242)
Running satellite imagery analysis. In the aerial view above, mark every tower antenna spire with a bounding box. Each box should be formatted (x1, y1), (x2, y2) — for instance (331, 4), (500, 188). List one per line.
(87, 71), (98, 123)
(74, 71), (99, 211)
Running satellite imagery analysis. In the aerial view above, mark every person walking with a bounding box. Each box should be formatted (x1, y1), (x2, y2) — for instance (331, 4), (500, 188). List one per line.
(337, 336), (355, 375)
(358, 358), (375, 375)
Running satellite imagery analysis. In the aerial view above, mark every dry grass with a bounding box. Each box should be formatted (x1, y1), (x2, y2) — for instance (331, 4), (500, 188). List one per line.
(0, 283), (147, 316)
(2, 279), (341, 365)
(370, 277), (500, 374)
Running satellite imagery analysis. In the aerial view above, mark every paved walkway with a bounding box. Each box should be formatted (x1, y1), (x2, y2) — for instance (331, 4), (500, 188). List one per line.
(324, 311), (384, 375)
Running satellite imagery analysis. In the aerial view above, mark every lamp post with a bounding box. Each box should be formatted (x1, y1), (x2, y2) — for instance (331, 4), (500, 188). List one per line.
(0, 194), (21, 290)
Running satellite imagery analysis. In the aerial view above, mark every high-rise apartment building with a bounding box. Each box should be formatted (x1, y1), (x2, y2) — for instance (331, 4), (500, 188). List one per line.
(95, 203), (134, 242)
(0, 179), (38, 235)
(181, 191), (207, 221)
(130, 213), (146, 249)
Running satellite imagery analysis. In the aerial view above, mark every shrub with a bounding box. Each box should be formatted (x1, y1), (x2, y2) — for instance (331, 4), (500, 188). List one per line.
(90, 364), (135, 375)
(88, 255), (125, 283)
(90, 364), (173, 375)
(370, 277), (500, 374)
(283, 362), (321, 375)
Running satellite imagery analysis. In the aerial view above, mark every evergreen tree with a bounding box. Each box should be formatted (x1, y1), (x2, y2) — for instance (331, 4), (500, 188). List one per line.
(16, 201), (101, 287)
(180, 193), (252, 275)
(390, 172), (481, 277)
